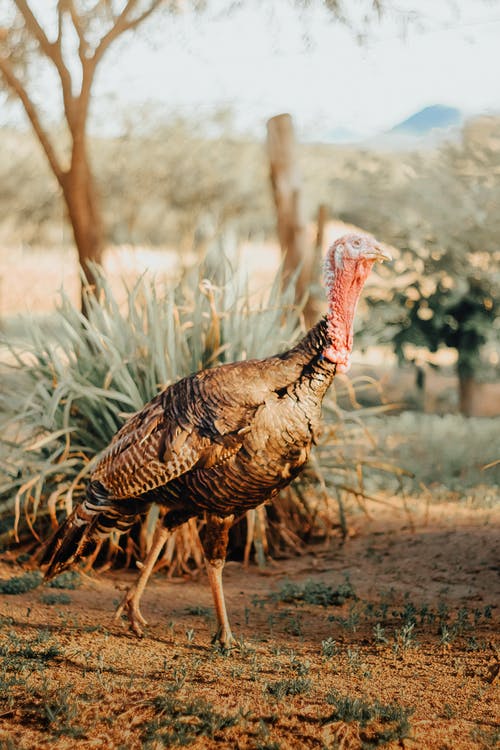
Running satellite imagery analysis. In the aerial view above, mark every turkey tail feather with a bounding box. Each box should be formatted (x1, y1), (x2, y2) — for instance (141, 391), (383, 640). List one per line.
(40, 480), (144, 580)
(39, 481), (122, 580)
(40, 503), (99, 580)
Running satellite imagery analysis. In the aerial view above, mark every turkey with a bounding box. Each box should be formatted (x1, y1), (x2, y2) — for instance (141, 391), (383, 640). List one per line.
(41, 233), (390, 649)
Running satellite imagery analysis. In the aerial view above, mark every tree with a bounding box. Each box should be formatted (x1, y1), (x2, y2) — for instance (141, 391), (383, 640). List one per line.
(340, 118), (500, 415)
(0, 0), (390, 310)
(0, 1), (165, 308)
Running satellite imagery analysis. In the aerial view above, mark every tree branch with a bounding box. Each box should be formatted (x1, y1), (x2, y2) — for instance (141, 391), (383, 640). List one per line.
(93, 0), (163, 64)
(57, 1), (64, 46)
(71, 0), (163, 131)
(0, 55), (65, 186)
(13, 0), (54, 58)
(14, 0), (75, 128)
(66, 0), (90, 65)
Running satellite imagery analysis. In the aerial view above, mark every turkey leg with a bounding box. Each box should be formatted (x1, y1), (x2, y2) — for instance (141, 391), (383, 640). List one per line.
(201, 513), (235, 650)
(115, 523), (169, 636)
(115, 509), (193, 637)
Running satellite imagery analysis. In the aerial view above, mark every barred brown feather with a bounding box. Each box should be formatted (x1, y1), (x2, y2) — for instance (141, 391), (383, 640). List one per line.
(41, 319), (334, 573)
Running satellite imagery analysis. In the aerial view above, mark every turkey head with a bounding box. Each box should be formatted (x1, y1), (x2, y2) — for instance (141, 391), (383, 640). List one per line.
(323, 233), (391, 373)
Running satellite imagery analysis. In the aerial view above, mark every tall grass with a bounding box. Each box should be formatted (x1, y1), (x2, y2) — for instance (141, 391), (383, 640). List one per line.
(0, 258), (398, 569)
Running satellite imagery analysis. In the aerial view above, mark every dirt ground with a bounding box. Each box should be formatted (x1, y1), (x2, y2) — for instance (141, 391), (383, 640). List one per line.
(0, 497), (498, 750)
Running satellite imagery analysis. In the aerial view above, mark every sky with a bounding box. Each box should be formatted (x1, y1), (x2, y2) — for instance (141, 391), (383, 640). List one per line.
(92, 0), (500, 139)
(3, 0), (500, 140)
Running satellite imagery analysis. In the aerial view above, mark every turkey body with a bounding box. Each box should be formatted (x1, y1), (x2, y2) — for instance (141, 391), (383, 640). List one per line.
(42, 319), (335, 584)
(91, 318), (335, 526)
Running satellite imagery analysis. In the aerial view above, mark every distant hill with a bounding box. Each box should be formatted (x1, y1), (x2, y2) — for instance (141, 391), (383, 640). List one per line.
(358, 105), (464, 151)
(311, 105), (463, 147)
(391, 105), (462, 135)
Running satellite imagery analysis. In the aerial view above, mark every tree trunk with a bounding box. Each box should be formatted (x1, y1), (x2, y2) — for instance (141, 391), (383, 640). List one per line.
(266, 114), (311, 312)
(62, 161), (105, 314)
(458, 372), (476, 417)
(457, 349), (479, 417)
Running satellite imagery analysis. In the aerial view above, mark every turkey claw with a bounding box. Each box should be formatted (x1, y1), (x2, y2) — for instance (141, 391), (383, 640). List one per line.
(212, 628), (240, 654)
(115, 591), (148, 637)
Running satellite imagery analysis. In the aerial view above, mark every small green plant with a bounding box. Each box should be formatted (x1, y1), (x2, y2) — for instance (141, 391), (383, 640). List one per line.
(470, 726), (500, 749)
(266, 678), (311, 699)
(437, 601), (450, 624)
(275, 577), (357, 608)
(466, 636), (480, 652)
(372, 623), (388, 644)
(453, 607), (470, 635)
(0, 568), (81, 595)
(393, 622), (416, 654)
(283, 612), (304, 637)
(170, 666), (187, 691)
(40, 684), (85, 738)
(329, 606), (361, 632)
(142, 695), (240, 746)
(399, 600), (418, 627)
(255, 717), (281, 750)
(47, 570), (82, 590)
(442, 703), (456, 719)
(321, 637), (339, 658)
(184, 605), (211, 617)
(439, 624), (454, 647)
(289, 654), (310, 676)
(40, 592), (71, 606)
(323, 690), (413, 747)
(346, 647), (363, 675)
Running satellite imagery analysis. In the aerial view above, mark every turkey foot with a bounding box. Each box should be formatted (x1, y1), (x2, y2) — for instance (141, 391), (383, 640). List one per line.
(212, 626), (236, 652)
(114, 525), (170, 637)
(115, 586), (148, 637)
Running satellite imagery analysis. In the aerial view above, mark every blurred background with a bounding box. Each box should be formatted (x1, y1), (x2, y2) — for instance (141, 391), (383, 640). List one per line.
(0, 1), (499, 559)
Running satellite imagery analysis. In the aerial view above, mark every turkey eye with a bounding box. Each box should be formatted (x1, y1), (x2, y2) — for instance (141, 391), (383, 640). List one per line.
(352, 239), (361, 248)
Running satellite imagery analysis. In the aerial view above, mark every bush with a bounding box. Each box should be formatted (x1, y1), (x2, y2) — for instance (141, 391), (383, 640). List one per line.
(0, 256), (401, 570)
(0, 257), (301, 566)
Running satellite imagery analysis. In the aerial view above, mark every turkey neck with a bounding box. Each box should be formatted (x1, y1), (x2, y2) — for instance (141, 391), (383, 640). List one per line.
(323, 256), (374, 372)
(274, 318), (337, 401)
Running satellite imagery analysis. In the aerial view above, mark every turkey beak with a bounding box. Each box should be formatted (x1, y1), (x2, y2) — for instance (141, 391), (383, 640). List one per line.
(373, 244), (392, 263)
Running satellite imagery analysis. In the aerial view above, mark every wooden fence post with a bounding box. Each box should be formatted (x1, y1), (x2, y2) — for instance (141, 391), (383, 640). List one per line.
(303, 203), (329, 324)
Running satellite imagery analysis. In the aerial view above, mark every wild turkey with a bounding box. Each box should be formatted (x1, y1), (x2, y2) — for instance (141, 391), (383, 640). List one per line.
(41, 233), (390, 649)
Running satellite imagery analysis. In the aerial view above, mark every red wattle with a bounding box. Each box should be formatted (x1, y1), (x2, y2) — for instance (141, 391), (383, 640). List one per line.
(323, 346), (351, 373)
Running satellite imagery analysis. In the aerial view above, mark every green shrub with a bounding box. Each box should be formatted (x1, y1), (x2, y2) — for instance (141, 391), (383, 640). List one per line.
(142, 695), (240, 746)
(0, 258), (301, 565)
(324, 691), (413, 747)
(274, 578), (356, 607)
(0, 570), (42, 594)
(0, 569), (81, 594)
